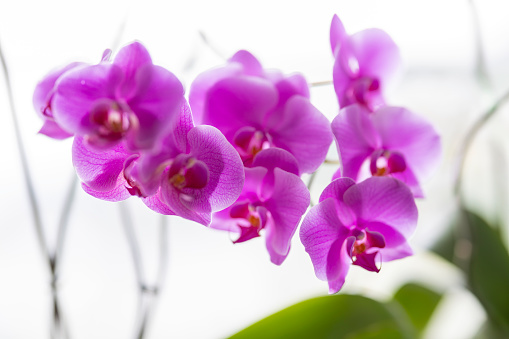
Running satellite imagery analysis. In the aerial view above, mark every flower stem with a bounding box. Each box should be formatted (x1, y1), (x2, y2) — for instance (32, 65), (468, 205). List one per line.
(454, 90), (509, 197)
(309, 80), (333, 87)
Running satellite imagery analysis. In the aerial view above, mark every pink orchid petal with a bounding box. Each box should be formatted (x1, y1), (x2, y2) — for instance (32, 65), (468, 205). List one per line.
(52, 63), (123, 135)
(113, 41), (152, 99)
(319, 178), (357, 227)
(202, 76), (278, 141)
(81, 180), (130, 202)
(380, 242), (413, 261)
(326, 237), (353, 294)
(268, 96), (333, 174)
(38, 120), (73, 139)
(189, 63), (243, 125)
(229, 50), (264, 76)
(330, 14), (347, 56)
(142, 193), (176, 216)
(126, 65), (184, 151)
(331, 104), (380, 180)
(372, 106), (441, 183)
(264, 168), (310, 265)
(72, 136), (131, 193)
(391, 167), (424, 198)
(300, 198), (349, 281)
(344, 176), (418, 239)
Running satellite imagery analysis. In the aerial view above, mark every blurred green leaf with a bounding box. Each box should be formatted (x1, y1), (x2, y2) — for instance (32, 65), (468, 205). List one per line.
(229, 294), (413, 339)
(393, 283), (442, 335)
(462, 210), (509, 334)
(430, 223), (457, 264)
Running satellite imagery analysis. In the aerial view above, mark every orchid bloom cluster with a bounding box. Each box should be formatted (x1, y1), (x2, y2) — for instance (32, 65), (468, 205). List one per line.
(34, 14), (441, 294)
(300, 15), (441, 293)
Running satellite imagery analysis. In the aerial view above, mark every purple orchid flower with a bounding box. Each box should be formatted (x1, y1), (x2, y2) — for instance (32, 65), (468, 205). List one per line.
(300, 176), (418, 294)
(73, 102), (245, 226)
(330, 14), (401, 111)
(211, 148), (310, 265)
(51, 41), (184, 151)
(331, 104), (441, 197)
(33, 62), (85, 139)
(189, 50), (332, 174)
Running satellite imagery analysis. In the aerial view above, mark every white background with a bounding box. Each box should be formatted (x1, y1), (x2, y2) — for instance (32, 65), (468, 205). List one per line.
(1, 0), (509, 338)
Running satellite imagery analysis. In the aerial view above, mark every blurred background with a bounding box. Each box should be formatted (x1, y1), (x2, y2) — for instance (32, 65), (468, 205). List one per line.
(1, 0), (509, 338)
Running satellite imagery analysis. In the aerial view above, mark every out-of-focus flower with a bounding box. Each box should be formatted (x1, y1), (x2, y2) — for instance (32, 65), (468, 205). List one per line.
(211, 148), (310, 265)
(330, 14), (401, 111)
(300, 176), (417, 294)
(72, 102), (245, 226)
(51, 41), (184, 151)
(331, 104), (441, 197)
(189, 50), (332, 174)
(33, 62), (85, 139)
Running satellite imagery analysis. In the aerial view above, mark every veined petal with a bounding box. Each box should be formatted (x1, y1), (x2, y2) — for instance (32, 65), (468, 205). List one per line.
(331, 104), (380, 180)
(52, 63), (123, 135)
(264, 168), (310, 265)
(344, 176), (418, 239)
(300, 198), (349, 281)
(268, 96), (333, 174)
(326, 237), (352, 294)
(319, 178), (357, 227)
(82, 181), (131, 202)
(372, 106), (441, 183)
(38, 120), (73, 139)
(72, 136), (132, 193)
(202, 76), (278, 141)
(143, 193), (176, 216)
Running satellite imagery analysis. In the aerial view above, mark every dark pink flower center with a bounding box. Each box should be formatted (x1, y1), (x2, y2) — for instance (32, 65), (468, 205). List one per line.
(167, 155), (209, 190)
(344, 76), (381, 111)
(370, 150), (406, 177)
(346, 229), (386, 272)
(229, 201), (267, 243)
(233, 127), (271, 167)
(90, 99), (138, 143)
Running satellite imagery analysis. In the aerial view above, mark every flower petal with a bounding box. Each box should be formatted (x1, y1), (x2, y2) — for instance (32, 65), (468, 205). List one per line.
(371, 106), (441, 183)
(330, 14), (347, 56)
(344, 176), (418, 239)
(319, 178), (357, 227)
(264, 168), (310, 265)
(143, 193), (176, 216)
(229, 50), (264, 77)
(326, 237), (352, 294)
(268, 96), (333, 174)
(300, 198), (349, 281)
(113, 41), (153, 99)
(331, 104), (380, 180)
(202, 76), (278, 142)
(38, 120), (73, 139)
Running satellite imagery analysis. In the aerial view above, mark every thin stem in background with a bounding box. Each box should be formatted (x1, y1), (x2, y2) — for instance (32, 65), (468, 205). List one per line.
(0, 38), (50, 264)
(309, 80), (333, 87)
(119, 202), (146, 289)
(454, 90), (509, 197)
(199, 31), (227, 61)
(468, 0), (490, 88)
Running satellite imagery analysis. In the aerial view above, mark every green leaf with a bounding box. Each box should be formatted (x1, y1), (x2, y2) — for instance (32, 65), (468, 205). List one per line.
(462, 210), (509, 334)
(393, 283), (442, 335)
(229, 294), (413, 339)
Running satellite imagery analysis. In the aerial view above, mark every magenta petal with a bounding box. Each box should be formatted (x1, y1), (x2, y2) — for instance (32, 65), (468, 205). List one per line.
(268, 96), (333, 174)
(353, 251), (380, 272)
(344, 176), (418, 239)
(300, 198), (349, 281)
(264, 168), (310, 265)
(271, 73), (310, 112)
(81, 181), (131, 202)
(345, 28), (401, 86)
(331, 104), (380, 180)
(380, 242), (413, 261)
(52, 63), (123, 135)
(113, 41), (152, 98)
(203, 76), (278, 141)
(326, 237), (352, 294)
(319, 178), (357, 226)
(189, 63), (243, 125)
(126, 65), (184, 151)
(372, 106), (441, 183)
(143, 193), (176, 216)
(33, 62), (85, 120)
(363, 221), (407, 249)
(391, 167), (424, 198)
(229, 50), (264, 76)
(38, 120), (73, 139)
(72, 136), (131, 193)
(330, 14), (347, 56)
(185, 125), (245, 211)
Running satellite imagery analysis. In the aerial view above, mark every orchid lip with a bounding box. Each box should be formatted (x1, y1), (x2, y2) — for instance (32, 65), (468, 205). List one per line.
(167, 155), (210, 190)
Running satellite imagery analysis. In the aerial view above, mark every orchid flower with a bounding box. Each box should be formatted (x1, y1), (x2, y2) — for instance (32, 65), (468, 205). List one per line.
(300, 176), (418, 294)
(211, 148), (310, 265)
(330, 14), (401, 111)
(331, 104), (441, 197)
(51, 42), (184, 151)
(72, 102), (245, 226)
(189, 50), (332, 174)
